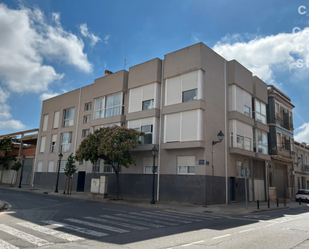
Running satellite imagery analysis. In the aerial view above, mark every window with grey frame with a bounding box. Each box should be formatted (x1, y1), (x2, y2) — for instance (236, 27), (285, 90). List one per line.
(63, 108), (75, 127)
(103, 163), (122, 173)
(83, 115), (91, 124)
(182, 89), (197, 103)
(105, 93), (122, 117)
(60, 132), (72, 152)
(141, 125), (153, 144)
(84, 102), (92, 111)
(82, 129), (90, 138)
(92, 160), (100, 173)
(142, 99), (154, 110)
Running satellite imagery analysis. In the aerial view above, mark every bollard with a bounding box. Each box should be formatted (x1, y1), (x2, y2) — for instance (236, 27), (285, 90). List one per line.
(277, 199), (279, 207)
(268, 199), (270, 208)
(284, 199), (286, 207)
(257, 200), (259, 209)
(299, 199), (301, 205)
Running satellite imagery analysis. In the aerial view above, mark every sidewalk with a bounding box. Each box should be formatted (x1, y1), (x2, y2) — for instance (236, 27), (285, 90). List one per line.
(0, 184), (308, 215)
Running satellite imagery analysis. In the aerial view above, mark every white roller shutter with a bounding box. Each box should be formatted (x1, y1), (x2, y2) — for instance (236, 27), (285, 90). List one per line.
(142, 84), (154, 101)
(53, 111), (60, 129)
(181, 110), (198, 141)
(141, 117), (153, 126)
(43, 115), (48, 131)
(243, 90), (252, 109)
(236, 120), (244, 136)
(48, 161), (54, 172)
(37, 161), (43, 172)
(182, 71), (198, 91)
(177, 156), (195, 166)
(52, 134), (57, 142)
(186, 156), (195, 166)
(129, 87), (142, 113)
(128, 120), (140, 129)
(166, 76), (181, 105)
(165, 113), (180, 142)
(244, 123), (253, 139)
(236, 86), (243, 113)
(40, 136), (46, 153)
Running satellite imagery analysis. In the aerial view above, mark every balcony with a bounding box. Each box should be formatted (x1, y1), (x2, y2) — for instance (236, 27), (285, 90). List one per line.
(302, 165), (309, 172)
(275, 113), (293, 131)
(268, 142), (295, 160)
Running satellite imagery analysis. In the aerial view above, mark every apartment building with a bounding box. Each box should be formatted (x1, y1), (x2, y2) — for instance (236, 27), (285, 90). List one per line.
(34, 43), (270, 205)
(267, 85), (295, 200)
(294, 141), (309, 192)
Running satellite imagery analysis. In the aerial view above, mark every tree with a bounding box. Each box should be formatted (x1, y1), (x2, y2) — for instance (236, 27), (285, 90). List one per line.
(10, 161), (21, 186)
(0, 136), (17, 183)
(75, 126), (144, 199)
(63, 153), (77, 194)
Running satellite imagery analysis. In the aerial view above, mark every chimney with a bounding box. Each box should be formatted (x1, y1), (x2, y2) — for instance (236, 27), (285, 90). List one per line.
(104, 70), (113, 76)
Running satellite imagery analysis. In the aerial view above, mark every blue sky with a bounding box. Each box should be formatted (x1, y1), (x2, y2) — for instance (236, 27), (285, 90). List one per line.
(1, 0), (309, 142)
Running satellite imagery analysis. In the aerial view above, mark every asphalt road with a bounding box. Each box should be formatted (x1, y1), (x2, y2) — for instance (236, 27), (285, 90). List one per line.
(1, 188), (309, 249)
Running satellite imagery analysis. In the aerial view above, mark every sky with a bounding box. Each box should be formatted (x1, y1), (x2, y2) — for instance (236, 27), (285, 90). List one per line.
(1, 0), (309, 142)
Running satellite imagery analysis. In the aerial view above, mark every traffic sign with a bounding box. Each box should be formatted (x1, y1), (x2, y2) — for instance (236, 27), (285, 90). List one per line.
(241, 168), (250, 177)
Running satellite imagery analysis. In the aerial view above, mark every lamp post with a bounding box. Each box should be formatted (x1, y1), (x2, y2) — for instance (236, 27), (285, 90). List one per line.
(54, 153), (63, 193)
(150, 146), (158, 204)
(18, 155), (26, 188)
(209, 131), (224, 205)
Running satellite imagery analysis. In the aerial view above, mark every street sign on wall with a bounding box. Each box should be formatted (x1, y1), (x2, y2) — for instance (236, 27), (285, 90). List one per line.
(241, 168), (250, 177)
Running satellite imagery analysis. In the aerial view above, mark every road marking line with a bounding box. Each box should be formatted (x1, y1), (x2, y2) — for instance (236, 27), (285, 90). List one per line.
(85, 217), (148, 230)
(0, 224), (52, 247)
(102, 208), (127, 213)
(65, 218), (129, 233)
(116, 213), (179, 226)
(18, 221), (83, 242)
(181, 240), (205, 247)
(143, 211), (202, 222)
(130, 212), (191, 224)
(0, 238), (19, 249)
(100, 215), (164, 228)
(239, 228), (255, 233)
(41, 220), (107, 237)
(212, 234), (231, 240)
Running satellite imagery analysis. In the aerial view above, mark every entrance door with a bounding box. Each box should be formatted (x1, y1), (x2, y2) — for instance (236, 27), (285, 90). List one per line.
(76, 171), (86, 192)
(21, 158), (33, 185)
(275, 164), (286, 198)
(230, 177), (236, 202)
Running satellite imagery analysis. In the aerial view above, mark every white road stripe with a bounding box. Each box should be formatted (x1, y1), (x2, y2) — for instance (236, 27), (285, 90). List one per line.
(85, 217), (148, 230)
(100, 215), (164, 228)
(116, 213), (179, 226)
(18, 222), (83, 242)
(144, 211), (202, 222)
(239, 228), (255, 233)
(65, 218), (129, 233)
(212, 234), (231, 240)
(0, 238), (19, 249)
(162, 210), (220, 219)
(41, 220), (107, 237)
(0, 224), (52, 247)
(102, 208), (127, 213)
(181, 240), (205, 247)
(130, 212), (191, 224)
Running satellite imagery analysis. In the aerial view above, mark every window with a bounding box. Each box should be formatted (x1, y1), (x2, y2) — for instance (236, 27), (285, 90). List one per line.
(50, 134), (57, 153)
(82, 129), (90, 138)
(244, 106), (250, 117)
(93, 125), (103, 132)
(48, 161), (54, 172)
(59, 161), (67, 172)
(237, 135), (251, 150)
(142, 99), (154, 110)
(105, 93), (122, 117)
(236, 161), (244, 178)
(182, 89), (197, 103)
(92, 160), (100, 173)
(256, 130), (268, 154)
(141, 125), (153, 144)
(60, 132), (72, 152)
(144, 166), (158, 174)
(177, 156), (195, 174)
(230, 132), (234, 147)
(37, 161), (43, 172)
(94, 97), (105, 119)
(143, 157), (157, 174)
(79, 160), (86, 165)
(103, 164), (122, 173)
(83, 115), (91, 124)
(53, 111), (60, 129)
(42, 114), (48, 131)
(84, 102), (92, 111)
(63, 108), (75, 127)
(255, 99), (266, 124)
(40, 136), (46, 153)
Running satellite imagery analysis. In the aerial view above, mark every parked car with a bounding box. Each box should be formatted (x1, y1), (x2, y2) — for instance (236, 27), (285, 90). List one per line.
(295, 189), (309, 202)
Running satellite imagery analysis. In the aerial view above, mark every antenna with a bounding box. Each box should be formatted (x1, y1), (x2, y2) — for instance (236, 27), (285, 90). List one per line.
(124, 59), (129, 70)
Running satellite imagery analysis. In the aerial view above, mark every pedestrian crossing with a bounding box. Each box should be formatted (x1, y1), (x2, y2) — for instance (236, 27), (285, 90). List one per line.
(0, 210), (222, 248)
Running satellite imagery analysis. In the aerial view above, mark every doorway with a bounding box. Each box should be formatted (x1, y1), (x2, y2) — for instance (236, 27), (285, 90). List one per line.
(76, 171), (86, 192)
(230, 177), (236, 202)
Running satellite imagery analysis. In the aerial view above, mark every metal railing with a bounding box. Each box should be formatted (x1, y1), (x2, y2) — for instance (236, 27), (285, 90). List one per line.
(268, 142), (295, 159)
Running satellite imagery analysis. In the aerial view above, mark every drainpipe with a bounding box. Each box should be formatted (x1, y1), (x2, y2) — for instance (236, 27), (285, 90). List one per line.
(156, 59), (164, 201)
(224, 60), (228, 204)
(73, 88), (82, 156)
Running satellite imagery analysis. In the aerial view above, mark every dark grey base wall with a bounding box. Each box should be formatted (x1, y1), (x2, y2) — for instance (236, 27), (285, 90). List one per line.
(34, 173), (227, 205)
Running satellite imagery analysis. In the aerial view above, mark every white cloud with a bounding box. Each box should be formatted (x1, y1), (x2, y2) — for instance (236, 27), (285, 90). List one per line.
(0, 120), (25, 130)
(294, 123), (309, 144)
(0, 87), (9, 103)
(0, 104), (11, 119)
(39, 91), (63, 101)
(0, 4), (93, 94)
(80, 23), (101, 47)
(104, 35), (110, 45)
(213, 29), (309, 84)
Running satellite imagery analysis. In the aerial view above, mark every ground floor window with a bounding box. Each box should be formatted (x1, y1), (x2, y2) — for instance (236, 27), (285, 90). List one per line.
(236, 161), (244, 178)
(177, 156), (195, 174)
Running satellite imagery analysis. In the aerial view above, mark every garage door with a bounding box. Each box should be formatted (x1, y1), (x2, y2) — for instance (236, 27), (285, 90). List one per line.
(275, 164), (286, 198)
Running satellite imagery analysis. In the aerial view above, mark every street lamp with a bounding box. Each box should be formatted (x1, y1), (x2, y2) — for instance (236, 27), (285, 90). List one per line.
(150, 146), (158, 204)
(54, 153), (63, 193)
(212, 130), (224, 145)
(18, 155), (26, 188)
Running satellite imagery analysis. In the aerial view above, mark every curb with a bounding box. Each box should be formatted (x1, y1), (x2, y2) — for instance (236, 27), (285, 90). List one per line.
(252, 206), (289, 213)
